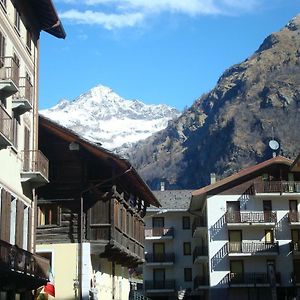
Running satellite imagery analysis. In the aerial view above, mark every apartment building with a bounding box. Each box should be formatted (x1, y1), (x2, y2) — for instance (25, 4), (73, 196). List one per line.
(36, 116), (160, 300)
(0, 1), (65, 299)
(189, 155), (300, 300)
(143, 189), (207, 300)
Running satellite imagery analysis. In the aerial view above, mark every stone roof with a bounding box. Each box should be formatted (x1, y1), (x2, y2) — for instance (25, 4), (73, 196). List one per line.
(151, 190), (193, 210)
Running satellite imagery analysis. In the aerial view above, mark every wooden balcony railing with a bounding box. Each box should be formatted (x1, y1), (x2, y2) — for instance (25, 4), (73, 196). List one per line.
(145, 252), (175, 263)
(228, 242), (279, 254)
(22, 150), (49, 180)
(0, 56), (19, 86)
(144, 280), (176, 290)
(0, 239), (49, 281)
(0, 105), (13, 143)
(226, 211), (277, 224)
(145, 227), (174, 238)
(254, 181), (300, 194)
(227, 272), (281, 286)
(288, 211), (300, 223)
(193, 246), (208, 262)
(13, 76), (33, 105)
(194, 275), (209, 288)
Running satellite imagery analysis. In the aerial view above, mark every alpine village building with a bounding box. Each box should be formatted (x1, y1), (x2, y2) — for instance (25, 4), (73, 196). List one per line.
(189, 155), (300, 300)
(144, 188), (206, 300)
(36, 116), (160, 300)
(0, 0), (65, 299)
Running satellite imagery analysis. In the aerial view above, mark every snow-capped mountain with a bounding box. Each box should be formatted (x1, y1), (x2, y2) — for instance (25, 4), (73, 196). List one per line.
(40, 85), (180, 151)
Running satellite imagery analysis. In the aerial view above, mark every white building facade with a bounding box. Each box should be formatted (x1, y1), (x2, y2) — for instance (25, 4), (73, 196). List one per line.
(144, 190), (206, 300)
(190, 155), (300, 300)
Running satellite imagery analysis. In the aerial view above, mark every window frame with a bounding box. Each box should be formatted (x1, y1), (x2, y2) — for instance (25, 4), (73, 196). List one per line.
(37, 203), (60, 227)
(14, 8), (21, 33)
(184, 268), (192, 282)
(183, 242), (191, 255)
(182, 216), (190, 230)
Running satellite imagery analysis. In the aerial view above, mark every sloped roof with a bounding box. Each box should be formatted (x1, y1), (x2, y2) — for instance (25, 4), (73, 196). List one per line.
(39, 115), (160, 207)
(30, 0), (66, 38)
(192, 155), (293, 197)
(152, 190), (193, 210)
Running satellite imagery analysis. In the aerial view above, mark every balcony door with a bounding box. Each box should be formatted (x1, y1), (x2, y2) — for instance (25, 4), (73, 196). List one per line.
(230, 260), (244, 283)
(153, 217), (164, 236)
(153, 268), (165, 289)
(263, 200), (272, 222)
(292, 229), (300, 251)
(289, 200), (298, 222)
(228, 230), (242, 253)
(153, 242), (165, 262)
(226, 201), (240, 223)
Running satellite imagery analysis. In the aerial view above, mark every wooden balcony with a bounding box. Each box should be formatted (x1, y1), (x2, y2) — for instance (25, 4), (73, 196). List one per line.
(12, 77), (33, 115)
(193, 246), (208, 263)
(145, 252), (175, 265)
(0, 56), (19, 96)
(254, 181), (300, 194)
(192, 216), (207, 238)
(145, 227), (174, 240)
(21, 150), (49, 187)
(145, 280), (176, 291)
(226, 211), (277, 227)
(0, 105), (13, 148)
(228, 242), (279, 256)
(0, 239), (49, 290)
(194, 275), (209, 289)
(227, 272), (281, 287)
(89, 224), (145, 266)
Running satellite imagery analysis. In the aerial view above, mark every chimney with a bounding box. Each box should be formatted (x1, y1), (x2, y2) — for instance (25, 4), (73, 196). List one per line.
(210, 173), (216, 184)
(160, 181), (165, 191)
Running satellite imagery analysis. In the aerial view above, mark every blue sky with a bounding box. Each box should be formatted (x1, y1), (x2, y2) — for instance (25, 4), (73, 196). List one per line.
(39, 0), (300, 111)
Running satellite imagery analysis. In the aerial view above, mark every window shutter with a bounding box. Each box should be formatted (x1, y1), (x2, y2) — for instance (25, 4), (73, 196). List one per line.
(15, 200), (24, 247)
(0, 190), (11, 243)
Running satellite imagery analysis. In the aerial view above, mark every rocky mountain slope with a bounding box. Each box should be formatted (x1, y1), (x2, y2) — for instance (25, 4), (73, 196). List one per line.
(128, 15), (300, 190)
(40, 85), (180, 151)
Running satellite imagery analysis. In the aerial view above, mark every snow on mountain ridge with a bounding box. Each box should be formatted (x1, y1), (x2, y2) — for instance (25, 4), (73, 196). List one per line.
(40, 85), (180, 151)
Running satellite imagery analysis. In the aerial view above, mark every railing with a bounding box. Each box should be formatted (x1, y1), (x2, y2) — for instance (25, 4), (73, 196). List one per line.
(0, 104), (13, 143)
(228, 242), (279, 254)
(0, 239), (49, 281)
(254, 181), (300, 193)
(226, 211), (277, 223)
(144, 280), (176, 290)
(192, 216), (207, 233)
(22, 150), (49, 180)
(288, 211), (300, 223)
(145, 227), (174, 238)
(0, 56), (19, 86)
(129, 290), (151, 300)
(145, 252), (175, 263)
(193, 246), (208, 262)
(227, 272), (281, 286)
(290, 241), (300, 252)
(194, 275), (209, 288)
(13, 76), (33, 105)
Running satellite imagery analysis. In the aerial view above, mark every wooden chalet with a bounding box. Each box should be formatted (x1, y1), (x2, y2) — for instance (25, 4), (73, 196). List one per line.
(36, 115), (160, 268)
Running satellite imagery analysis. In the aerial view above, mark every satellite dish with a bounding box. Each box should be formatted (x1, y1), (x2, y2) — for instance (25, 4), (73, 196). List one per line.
(269, 140), (280, 151)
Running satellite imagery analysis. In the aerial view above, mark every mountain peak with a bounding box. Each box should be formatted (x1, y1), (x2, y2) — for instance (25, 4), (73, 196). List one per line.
(286, 14), (300, 31)
(40, 85), (180, 151)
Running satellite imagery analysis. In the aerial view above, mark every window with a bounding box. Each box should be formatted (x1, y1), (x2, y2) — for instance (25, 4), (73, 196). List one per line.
(14, 8), (20, 32)
(153, 217), (164, 228)
(184, 268), (192, 282)
(38, 204), (59, 226)
(183, 242), (191, 255)
(265, 229), (274, 244)
(0, 30), (5, 67)
(26, 29), (32, 52)
(182, 216), (190, 229)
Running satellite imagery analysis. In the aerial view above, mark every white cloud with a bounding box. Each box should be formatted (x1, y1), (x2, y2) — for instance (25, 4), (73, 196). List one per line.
(60, 9), (144, 29)
(57, 0), (262, 30)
